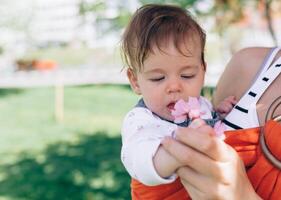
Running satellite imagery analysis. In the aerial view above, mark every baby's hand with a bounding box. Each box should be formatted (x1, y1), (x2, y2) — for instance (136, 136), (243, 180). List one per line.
(215, 96), (237, 118)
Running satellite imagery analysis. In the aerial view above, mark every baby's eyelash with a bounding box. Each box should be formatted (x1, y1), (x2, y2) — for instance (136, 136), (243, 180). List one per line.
(181, 75), (195, 79)
(150, 77), (164, 82)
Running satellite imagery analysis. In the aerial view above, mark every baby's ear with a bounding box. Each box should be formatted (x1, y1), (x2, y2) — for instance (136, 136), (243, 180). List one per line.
(127, 69), (141, 95)
(203, 61), (207, 71)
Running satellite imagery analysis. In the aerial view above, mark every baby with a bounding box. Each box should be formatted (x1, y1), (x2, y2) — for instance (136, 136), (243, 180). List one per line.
(120, 3), (236, 198)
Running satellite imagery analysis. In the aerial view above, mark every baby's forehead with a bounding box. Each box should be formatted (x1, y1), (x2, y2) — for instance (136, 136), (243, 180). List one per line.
(149, 36), (202, 57)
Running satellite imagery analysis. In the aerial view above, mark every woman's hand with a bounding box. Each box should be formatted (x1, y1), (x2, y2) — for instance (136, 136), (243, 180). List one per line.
(161, 119), (261, 200)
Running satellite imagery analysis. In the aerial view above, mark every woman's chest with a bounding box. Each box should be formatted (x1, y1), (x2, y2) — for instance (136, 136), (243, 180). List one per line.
(257, 75), (281, 125)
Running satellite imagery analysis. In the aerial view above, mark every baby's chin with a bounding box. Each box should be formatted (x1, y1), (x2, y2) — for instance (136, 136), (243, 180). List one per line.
(156, 112), (174, 122)
(149, 106), (174, 122)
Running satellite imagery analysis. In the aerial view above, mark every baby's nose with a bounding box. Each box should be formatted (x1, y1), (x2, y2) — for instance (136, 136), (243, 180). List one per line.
(166, 79), (182, 93)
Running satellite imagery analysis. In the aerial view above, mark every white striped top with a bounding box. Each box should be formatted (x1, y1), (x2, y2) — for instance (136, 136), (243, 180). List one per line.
(223, 47), (281, 130)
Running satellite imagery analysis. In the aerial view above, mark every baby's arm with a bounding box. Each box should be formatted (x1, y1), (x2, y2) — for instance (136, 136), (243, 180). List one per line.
(121, 108), (179, 186)
(215, 95), (237, 118)
(154, 119), (209, 177)
(153, 144), (181, 178)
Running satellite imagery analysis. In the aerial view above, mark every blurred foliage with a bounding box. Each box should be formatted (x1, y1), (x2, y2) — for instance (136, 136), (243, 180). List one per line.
(79, 0), (107, 14)
(0, 85), (137, 199)
(211, 0), (278, 45)
(79, 0), (132, 35)
(139, 0), (197, 8)
(211, 0), (247, 33)
(78, 0), (279, 45)
(0, 88), (22, 97)
(0, 133), (131, 200)
(0, 85), (214, 199)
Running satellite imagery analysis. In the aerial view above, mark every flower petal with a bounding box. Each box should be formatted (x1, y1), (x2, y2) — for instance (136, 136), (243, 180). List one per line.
(172, 99), (190, 123)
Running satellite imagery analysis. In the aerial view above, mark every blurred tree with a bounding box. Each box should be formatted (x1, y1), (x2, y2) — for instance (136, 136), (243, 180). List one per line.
(211, 0), (279, 45)
(79, 0), (132, 35)
(141, 0), (279, 45)
(0, 0), (35, 49)
(78, 0), (279, 45)
(78, 0), (201, 37)
(139, 0), (197, 8)
(262, 0), (278, 45)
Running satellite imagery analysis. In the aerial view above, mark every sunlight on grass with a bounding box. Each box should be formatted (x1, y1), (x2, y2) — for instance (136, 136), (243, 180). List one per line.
(0, 85), (137, 199)
(0, 85), (138, 164)
(0, 85), (214, 199)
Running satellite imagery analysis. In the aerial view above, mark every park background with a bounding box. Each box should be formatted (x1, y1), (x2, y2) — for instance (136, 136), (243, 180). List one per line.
(0, 0), (280, 199)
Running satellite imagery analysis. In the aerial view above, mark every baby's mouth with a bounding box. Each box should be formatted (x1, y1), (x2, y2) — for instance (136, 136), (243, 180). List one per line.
(167, 102), (175, 111)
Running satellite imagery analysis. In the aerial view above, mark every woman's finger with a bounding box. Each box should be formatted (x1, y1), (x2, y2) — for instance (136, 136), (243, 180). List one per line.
(178, 167), (229, 200)
(177, 166), (213, 195)
(175, 125), (230, 162)
(161, 137), (229, 178)
(179, 177), (205, 199)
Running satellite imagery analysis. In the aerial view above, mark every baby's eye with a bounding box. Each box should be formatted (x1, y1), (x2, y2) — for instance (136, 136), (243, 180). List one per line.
(150, 77), (165, 82)
(181, 75), (195, 79)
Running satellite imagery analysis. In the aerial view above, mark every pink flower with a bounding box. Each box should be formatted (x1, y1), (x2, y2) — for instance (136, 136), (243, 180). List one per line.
(171, 97), (204, 121)
(171, 97), (204, 123)
(186, 97), (202, 119)
(171, 99), (189, 123)
(171, 97), (225, 139)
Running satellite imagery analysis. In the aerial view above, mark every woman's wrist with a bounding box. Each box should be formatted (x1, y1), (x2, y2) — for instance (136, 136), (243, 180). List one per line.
(245, 187), (262, 200)
(244, 189), (262, 200)
(237, 173), (262, 200)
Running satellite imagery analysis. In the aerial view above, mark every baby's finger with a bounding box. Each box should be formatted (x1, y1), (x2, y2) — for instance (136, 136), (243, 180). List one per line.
(227, 96), (237, 105)
(225, 102), (234, 112)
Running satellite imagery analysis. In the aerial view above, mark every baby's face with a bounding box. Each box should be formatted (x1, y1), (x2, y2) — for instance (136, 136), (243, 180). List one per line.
(128, 39), (205, 121)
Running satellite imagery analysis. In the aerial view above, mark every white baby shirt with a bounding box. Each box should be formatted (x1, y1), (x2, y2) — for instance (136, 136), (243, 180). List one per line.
(121, 96), (213, 186)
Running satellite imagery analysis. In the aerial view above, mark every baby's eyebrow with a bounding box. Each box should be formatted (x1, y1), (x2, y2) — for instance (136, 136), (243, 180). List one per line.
(143, 68), (164, 74)
(145, 65), (197, 73)
(181, 65), (198, 69)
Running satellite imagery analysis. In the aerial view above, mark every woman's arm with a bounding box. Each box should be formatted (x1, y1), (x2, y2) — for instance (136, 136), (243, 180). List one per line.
(213, 47), (270, 108)
(213, 47), (281, 125)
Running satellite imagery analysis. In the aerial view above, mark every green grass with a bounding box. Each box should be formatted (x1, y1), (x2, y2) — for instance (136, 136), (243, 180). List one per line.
(0, 85), (139, 200)
(0, 85), (138, 153)
(0, 85), (214, 200)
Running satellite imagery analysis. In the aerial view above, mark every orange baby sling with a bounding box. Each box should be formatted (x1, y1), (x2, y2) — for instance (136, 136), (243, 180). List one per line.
(130, 120), (281, 200)
(225, 119), (281, 200)
(131, 177), (190, 200)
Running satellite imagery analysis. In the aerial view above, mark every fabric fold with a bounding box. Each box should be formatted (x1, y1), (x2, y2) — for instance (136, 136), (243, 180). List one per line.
(131, 178), (190, 200)
(225, 120), (281, 200)
(130, 120), (281, 200)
